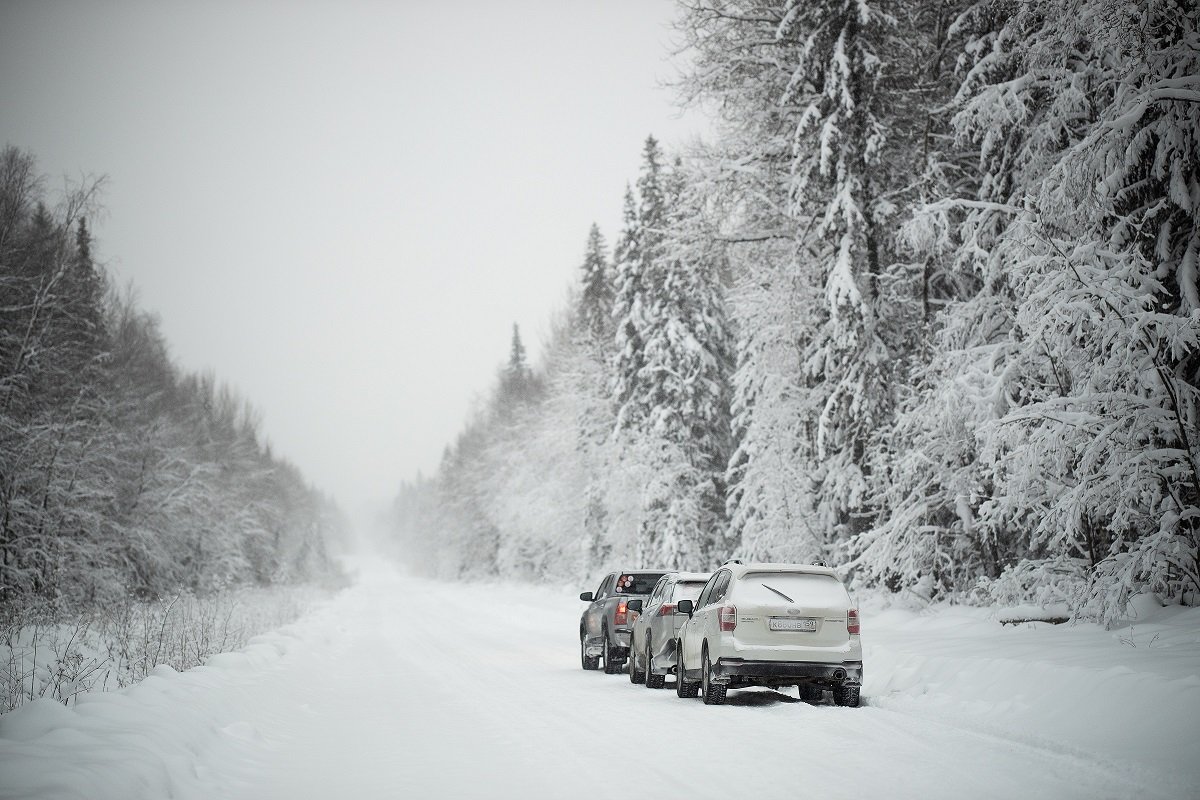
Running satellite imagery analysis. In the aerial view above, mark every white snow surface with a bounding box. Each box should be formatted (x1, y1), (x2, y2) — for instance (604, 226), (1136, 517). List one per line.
(2, 561), (1198, 799)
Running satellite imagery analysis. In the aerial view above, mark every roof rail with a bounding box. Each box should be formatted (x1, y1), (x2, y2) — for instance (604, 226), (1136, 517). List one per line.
(722, 558), (743, 566)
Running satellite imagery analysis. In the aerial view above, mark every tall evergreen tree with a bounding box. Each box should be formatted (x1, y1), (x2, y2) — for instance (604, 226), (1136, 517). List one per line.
(577, 223), (613, 347)
(675, 0), (901, 563)
(638, 165), (735, 567)
(612, 138), (671, 432)
(496, 323), (537, 421)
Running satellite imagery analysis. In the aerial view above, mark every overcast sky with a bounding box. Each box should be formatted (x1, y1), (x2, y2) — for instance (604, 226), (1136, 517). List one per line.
(0, 0), (703, 519)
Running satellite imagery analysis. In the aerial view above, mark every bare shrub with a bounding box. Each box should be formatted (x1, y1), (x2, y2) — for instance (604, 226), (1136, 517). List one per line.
(0, 585), (328, 713)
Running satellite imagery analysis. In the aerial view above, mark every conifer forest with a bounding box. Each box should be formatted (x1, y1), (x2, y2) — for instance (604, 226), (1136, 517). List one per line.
(391, 0), (1199, 624)
(0, 147), (346, 619)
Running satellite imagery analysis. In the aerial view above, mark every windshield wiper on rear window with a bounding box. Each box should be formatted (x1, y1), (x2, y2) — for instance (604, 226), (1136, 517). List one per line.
(761, 583), (794, 603)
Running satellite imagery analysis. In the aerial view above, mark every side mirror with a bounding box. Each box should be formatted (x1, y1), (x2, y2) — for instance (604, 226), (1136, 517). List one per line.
(676, 599), (694, 616)
(579, 591), (594, 602)
(627, 599), (643, 613)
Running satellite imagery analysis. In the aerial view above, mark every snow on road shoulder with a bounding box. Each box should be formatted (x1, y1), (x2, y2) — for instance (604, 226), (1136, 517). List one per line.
(862, 598), (1200, 796)
(0, 608), (321, 800)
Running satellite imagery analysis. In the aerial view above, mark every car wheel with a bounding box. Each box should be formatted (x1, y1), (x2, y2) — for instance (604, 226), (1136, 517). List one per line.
(628, 636), (646, 684)
(602, 634), (622, 674)
(580, 633), (599, 671)
(645, 638), (664, 689)
(833, 685), (860, 707)
(799, 684), (823, 704)
(675, 641), (699, 698)
(701, 647), (726, 705)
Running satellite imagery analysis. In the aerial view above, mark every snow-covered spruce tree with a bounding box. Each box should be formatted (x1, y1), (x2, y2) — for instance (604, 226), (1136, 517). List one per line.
(461, 324), (543, 576)
(578, 224), (613, 348)
(495, 323), (539, 422)
(612, 138), (668, 434)
(609, 140), (665, 563)
(636, 161), (736, 569)
(671, 3), (828, 563)
(782, 0), (899, 553)
(609, 137), (734, 569)
(0, 156), (116, 605)
(569, 226), (623, 574)
(725, 245), (832, 562)
(856, 0), (1200, 616)
(849, 0), (1049, 595)
(674, 0), (899, 563)
(484, 311), (599, 581)
(974, 0), (1199, 619)
(850, 0), (1115, 597)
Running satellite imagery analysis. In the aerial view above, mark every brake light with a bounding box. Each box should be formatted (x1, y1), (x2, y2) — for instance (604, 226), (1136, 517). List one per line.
(659, 603), (676, 616)
(719, 606), (737, 632)
(614, 599), (628, 626)
(847, 608), (860, 635)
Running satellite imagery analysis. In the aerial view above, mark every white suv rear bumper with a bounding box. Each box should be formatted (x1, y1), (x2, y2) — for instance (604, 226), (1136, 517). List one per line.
(712, 658), (863, 687)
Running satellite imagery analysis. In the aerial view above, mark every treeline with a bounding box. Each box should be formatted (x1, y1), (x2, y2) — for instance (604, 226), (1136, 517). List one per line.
(393, 0), (1198, 622)
(0, 147), (345, 616)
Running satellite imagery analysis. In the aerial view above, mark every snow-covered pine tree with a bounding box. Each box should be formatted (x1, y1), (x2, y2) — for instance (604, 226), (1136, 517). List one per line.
(612, 138), (669, 433)
(780, 0), (898, 553)
(495, 323), (538, 422)
(636, 160), (735, 568)
(577, 223), (613, 347)
(851, 0), (1113, 596)
(975, 0), (1199, 619)
(674, 0), (899, 562)
(671, 3), (826, 562)
(569, 226), (621, 574)
(856, 0), (1199, 618)
(606, 135), (737, 569)
(482, 311), (593, 581)
(849, 0), (1038, 595)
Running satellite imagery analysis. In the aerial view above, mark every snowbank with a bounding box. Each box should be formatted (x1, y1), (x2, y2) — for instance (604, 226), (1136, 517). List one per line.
(0, 625), (304, 800)
(862, 599), (1200, 795)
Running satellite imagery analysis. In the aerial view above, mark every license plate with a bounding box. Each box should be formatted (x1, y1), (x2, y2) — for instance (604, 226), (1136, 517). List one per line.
(769, 617), (818, 632)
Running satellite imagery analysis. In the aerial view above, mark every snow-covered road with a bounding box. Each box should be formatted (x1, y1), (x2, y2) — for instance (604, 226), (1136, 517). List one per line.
(3, 561), (1198, 799)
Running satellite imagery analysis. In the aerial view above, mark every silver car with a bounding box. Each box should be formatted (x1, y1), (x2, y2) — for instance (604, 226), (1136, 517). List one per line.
(626, 572), (711, 688)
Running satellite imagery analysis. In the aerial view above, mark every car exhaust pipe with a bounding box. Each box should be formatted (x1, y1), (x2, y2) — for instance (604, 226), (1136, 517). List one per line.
(833, 668), (846, 681)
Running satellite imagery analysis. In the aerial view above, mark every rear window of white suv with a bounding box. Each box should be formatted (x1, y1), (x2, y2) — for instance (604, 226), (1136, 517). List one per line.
(671, 581), (706, 602)
(734, 572), (849, 606)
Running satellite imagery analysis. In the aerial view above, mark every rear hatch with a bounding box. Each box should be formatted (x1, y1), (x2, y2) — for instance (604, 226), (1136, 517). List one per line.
(728, 571), (852, 657)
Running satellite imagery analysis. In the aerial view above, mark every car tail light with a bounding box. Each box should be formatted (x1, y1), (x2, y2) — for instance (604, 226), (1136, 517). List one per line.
(719, 606), (737, 632)
(659, 603), (677, 616)
(614, 599), (628, 626)
(847, 608), (860, 635)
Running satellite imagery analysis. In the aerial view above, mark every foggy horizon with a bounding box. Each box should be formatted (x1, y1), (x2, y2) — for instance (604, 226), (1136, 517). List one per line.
(0, 0), (704, 516)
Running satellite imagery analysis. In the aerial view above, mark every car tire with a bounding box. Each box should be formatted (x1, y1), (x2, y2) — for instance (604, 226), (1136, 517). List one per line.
(701, 647), (727, 706)
(675, 641), (699, 698)
(645, 638), (665, 689)
(581, 633), (600, 671)
(833, 685), (860, 707)
(602, 635), (622, 674)
(799, 684), (823, 704)
(628, 637), (646, 684)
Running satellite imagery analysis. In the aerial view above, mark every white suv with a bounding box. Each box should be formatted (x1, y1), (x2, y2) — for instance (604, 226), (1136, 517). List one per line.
(675, 562), (863, 706)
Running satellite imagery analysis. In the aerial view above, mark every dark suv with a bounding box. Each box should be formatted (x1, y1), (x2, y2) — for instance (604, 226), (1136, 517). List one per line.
(579, 570), (667, 674)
